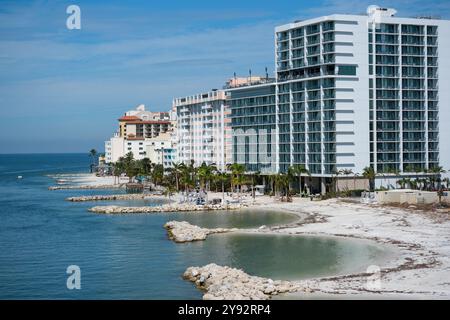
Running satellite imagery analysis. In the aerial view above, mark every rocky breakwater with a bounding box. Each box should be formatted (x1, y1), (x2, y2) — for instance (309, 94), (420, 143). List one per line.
(89, 203), (245, 214)
(164, 221), (236, 243)
(49, 184), (121, 190)
(183, 264), (305, 300)
(67, 194), (151, 202)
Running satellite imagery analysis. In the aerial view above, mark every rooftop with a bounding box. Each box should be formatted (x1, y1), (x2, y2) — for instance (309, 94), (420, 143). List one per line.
(118, 115), (140, 121)
(223, 76), (275, 89)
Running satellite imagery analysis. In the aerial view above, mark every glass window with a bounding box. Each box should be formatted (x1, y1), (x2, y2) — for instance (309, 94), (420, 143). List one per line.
(337, 65), (356, 75)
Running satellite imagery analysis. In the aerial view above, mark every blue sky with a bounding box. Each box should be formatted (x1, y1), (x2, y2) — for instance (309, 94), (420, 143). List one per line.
(1, 0), (449, 153)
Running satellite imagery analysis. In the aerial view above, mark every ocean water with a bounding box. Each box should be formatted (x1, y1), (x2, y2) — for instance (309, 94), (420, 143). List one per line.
(0, 154), (393, 299)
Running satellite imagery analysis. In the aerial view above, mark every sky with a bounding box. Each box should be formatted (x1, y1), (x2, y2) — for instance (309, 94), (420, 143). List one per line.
(1, 0), (449, 153)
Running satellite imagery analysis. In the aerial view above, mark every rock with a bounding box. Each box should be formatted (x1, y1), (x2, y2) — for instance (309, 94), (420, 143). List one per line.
(66, 194), (150, 202)
(164, 221), (234, 243)
(89, 202), (243, 214)
(183, 263), (304, 300)
(49, 184), (120, 190)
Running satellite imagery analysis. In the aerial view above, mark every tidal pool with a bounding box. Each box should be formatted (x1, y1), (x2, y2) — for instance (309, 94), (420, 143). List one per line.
(163, 209), (299, 229)
(176, 233), (395, 281)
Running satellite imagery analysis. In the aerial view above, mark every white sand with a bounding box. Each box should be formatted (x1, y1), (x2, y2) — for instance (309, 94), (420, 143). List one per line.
(47, 177), (450, 298)
(49, 173), (125, 186)
(246, 196), (450, 299)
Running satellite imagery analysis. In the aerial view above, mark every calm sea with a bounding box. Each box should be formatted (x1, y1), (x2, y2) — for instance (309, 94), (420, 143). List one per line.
(0, 154), (392, 299)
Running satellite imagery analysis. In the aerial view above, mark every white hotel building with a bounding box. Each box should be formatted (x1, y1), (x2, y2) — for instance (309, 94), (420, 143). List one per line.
(174, 90), (231, 171)
(104, 105), (177, 167)
(229, 5), (450, 192)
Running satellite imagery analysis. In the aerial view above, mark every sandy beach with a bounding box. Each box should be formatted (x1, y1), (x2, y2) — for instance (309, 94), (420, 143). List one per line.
(51, 174), (450, 299)
(242, 196), (450, 299)
(48, 173), (121, 186)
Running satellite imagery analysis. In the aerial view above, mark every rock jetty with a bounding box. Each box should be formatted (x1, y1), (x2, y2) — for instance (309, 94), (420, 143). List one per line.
(164, 221), (236, 243)
(49, 184), (121, 190)
(89, 203), (244, 214)
(67, 194), (153, 202)
(183, 264), (304, 300)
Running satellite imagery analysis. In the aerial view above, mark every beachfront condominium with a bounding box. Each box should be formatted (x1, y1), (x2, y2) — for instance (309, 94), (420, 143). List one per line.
(173, 89), (231, 171)
(104, 105), (177, 165)
(226, 77), (277, 174)
(229, 5), (450, 193)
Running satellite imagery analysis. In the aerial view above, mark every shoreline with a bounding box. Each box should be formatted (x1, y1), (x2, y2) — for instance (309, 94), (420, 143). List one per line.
(50, 173), (450, 299)
(66, 193), (167, 202)
(167, 197), (449, 299)
(48, 173), (125, 190)
(235, 198), (448, 299)
(88, 202), (245, 214)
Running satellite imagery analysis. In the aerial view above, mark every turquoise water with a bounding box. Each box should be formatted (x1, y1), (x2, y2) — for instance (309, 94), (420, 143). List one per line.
(0, 154), (393, 299)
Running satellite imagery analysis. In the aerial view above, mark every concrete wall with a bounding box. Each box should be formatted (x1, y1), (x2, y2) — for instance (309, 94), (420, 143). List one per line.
(376, 190), (438, 204)
(335, 17), (371, 175)
(336, 177), (369, 191)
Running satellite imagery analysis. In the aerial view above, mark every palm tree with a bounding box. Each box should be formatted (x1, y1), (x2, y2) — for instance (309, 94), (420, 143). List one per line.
(275, 174), (291, 202)
(247, 171), (260, 200)
(272, 174), (281, 198)
(215, 171), (229, 202)
(125, 162), (139, 184)
(362, 166), (376, 192)
(410, 178), (418, 190)
(89, 149), (97, 172)
(331, 169), (341, 193)
(232, 174), (247, 200)
(188, 160), (197, 186)
(89, 149), (97, 163)
(228, 163), (246, 196)
(198, 163), (217, 192)
(169, 162), (185, 192)
(397, 177), (409, 189)
(151, 164), (164, 188)
(416, 178), (425, 190)
(162, 182), (176, 201)
(112, 159), (125, 185)
(138, 158), (153, 176)
(120, 152), (138, 183)
(180, 165), (194, 193)
(197, 163), (208, 190)
(287, 164), (310, 195)
(268, 174), (277, 196)
(428, 166), (446, 191)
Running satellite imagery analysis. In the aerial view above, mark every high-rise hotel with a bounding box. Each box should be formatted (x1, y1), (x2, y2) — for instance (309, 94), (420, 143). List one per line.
(229, 5), (450, 192)
(174, 90), (232, 171)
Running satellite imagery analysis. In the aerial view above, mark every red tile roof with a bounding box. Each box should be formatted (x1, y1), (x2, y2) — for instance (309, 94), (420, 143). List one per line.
(125, 121), (171, 125)
(118, 115), (140, 121)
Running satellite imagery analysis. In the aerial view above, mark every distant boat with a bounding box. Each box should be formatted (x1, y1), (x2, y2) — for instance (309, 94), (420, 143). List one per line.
(17, 176), (23, 179)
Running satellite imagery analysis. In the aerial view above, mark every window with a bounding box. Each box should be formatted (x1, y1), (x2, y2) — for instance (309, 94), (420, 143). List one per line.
(337, 65), (356, 75)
